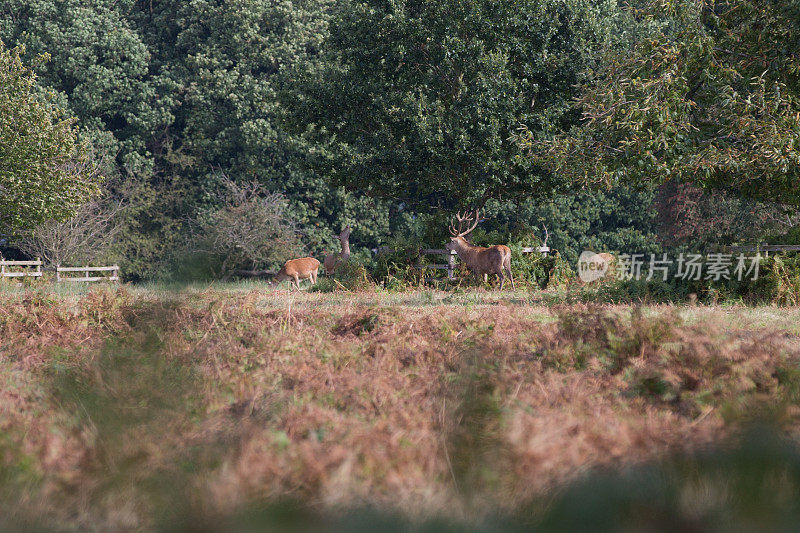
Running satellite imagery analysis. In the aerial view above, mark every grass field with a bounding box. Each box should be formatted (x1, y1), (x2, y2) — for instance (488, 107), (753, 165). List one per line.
(2, 283), (800, 530)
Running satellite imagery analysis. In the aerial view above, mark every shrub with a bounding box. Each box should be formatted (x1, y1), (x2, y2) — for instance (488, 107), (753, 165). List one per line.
(168, 179), (303, 280)
(370, 236), (425, 289)
(577, 278), (687, 304)
(743, 254), (800, 306)
(16, 195), (122, 267)
(311, 261), (373, 292)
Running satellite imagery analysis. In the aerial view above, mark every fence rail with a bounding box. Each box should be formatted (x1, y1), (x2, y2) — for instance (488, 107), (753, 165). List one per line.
(0, 258), (42, 278)
(522, 246), (550, 256)
(726, 244), (800, 256)
(418, 249), (458, 279)
(56, 265), (120, 283)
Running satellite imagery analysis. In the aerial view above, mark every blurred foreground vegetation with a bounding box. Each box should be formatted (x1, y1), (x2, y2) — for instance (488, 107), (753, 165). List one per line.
(2, 288), (800, 530)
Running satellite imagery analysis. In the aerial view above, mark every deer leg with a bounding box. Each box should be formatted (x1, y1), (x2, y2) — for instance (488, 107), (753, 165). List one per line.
(505, 257), (515, 290)
(483, 273), (488, 284)
(498, 269), (505, 291)
(311, 269), (318, 284)
(293, 274), (301, 290)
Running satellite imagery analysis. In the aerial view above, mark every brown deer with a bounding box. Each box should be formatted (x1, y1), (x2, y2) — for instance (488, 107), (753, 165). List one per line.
(324, 225), (351, 276)
(445, 210), (515, 290)
(269, 257), (320, 290)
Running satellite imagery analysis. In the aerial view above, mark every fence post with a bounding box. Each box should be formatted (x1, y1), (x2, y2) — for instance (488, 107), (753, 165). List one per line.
(56, 265), (60, 282)
(448, 250), (455, 280)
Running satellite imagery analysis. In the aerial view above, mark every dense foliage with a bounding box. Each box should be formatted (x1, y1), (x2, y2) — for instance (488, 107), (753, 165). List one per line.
(523, 0), (800, 205)
(289, 0), (622, 209)
(0, 42), (99, 236)
(1, 0), (797, 277)
(1, 0), (390, 269)
(494, 185), (663, 264)
(1, 0), (158, 172)
(654, 181), (800, 248)
(132, 0), (393, 249)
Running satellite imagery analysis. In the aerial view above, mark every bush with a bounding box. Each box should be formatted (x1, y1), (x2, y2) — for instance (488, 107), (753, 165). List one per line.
(16, 196), (122, 268)
(743, 254), (800, 306)
(370, 236), (426, 289)
(167, 179), (303, 281)
(577, 278), (688, 304)
(507, 247), (575, 290)
(311, 261), (373, 292)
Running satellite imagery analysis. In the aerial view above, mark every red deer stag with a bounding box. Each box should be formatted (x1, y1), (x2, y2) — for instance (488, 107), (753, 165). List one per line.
(445, 210), (515, 290)
(269, 257), (320, 290)
(324, 225), (351, 276)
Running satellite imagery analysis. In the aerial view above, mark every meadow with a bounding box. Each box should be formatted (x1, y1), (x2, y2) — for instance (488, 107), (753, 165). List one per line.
(2, 283), (800, 530)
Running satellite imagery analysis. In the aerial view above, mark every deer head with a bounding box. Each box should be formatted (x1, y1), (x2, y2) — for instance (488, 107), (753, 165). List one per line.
(446, 209), (482, 250)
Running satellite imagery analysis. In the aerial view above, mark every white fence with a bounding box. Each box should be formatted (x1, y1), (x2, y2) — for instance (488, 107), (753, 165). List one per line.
(726, 244), (800, 257)
(56, 265), (120, 283)
(0, 254), (120, 283)
(0, 258), (43, 279)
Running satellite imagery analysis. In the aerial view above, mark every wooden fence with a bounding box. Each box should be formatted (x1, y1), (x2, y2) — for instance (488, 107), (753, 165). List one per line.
(417, 246), (551, 280)
(726, 244), (800, 257)
(0, 258), (42, 279)
(56, 265), (120, 283)
(418, 249), (458, 280)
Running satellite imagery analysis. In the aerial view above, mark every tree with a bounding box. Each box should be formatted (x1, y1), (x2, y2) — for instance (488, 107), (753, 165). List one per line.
(133, 0), (392, 253)
(0, 42), (99, 236)
(0, 0), (161, 173)
(17, 194), (122, 266)
(288, 0), (623, 209)
(522, 0), (800, 205)
(179, 178), (303, 278)
(654, 181), (799, 248)
(1, 0), (182, 275)
(2, 0), (392, 272)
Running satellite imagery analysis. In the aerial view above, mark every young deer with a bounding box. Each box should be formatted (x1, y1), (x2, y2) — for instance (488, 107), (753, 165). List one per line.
(324, 225), (351, 276)
(445, 210), (515, 290)
(269, 257), (320, 290)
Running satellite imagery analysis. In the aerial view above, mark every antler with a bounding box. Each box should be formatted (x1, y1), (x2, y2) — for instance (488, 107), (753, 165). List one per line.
(450, 209), (482, 238)
(449, 211), (466, 236)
